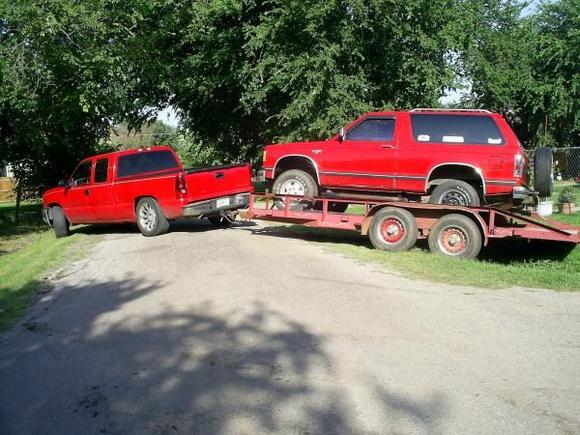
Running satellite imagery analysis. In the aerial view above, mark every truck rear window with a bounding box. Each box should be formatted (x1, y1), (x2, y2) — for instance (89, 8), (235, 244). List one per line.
(117, 150), (178, 178)
(411, 114), (504, 145)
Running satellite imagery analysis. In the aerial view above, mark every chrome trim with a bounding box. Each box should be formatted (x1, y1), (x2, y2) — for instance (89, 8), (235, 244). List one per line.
(426, 162), (486, 195)
(272, 155), (321, 183)
(411, 108), (492, 114)
(487, 180), (518, 186)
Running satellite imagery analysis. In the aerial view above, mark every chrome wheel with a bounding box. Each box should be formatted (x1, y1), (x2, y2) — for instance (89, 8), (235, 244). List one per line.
(138, 202), (157, 232)
(278, 178), (306, 196)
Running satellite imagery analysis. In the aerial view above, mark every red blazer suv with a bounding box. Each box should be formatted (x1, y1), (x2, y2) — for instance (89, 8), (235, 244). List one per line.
(262, 109), (538, 210)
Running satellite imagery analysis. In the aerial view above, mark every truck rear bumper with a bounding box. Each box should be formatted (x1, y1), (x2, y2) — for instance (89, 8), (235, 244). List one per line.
(513, 185), (536, 201)
(182, 193), (251, 217)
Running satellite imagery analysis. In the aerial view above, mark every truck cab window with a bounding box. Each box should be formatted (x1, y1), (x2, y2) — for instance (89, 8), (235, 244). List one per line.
(71, 161), (92, 186)
(94, 158), (109, 183)
(346, 118), (395, 141)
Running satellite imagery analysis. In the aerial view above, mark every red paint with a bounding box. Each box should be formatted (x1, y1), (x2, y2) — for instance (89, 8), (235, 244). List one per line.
(263, 109), (528, 201)
(42, 146), (253, 224)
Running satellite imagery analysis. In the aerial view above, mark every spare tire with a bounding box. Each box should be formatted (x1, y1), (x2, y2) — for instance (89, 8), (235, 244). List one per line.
(534, 147), (553, 197)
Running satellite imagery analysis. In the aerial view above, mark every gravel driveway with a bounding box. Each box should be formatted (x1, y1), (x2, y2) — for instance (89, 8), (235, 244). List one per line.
(1, 220), (579, 434)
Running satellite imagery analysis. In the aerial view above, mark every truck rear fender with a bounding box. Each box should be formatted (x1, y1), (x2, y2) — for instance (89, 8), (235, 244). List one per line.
(426, 163), (486, 196)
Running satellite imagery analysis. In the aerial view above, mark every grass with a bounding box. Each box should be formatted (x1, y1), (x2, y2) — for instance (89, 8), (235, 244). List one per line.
(0, 202), (90, 330)
(264, 212), (580, 291)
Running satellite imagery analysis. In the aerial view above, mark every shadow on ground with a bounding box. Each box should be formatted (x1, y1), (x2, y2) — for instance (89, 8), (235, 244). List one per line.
(0, 274), (446, 434)
(71, 218), (256, 237)
(245, 223), (577, 263)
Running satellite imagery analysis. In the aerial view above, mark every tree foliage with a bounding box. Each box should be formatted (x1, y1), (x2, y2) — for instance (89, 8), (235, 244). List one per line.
(0, 0), (578, 196)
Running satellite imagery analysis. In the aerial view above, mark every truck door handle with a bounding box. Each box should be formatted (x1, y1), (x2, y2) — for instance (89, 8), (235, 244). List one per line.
(215, 172), (224, 179)
(84, 189), (90, 196)
(381, 144), (395, 149)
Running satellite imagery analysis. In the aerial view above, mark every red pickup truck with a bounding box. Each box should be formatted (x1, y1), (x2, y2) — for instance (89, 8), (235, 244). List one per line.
(42, 146), (253, 237)
(262, 109), (550, 210)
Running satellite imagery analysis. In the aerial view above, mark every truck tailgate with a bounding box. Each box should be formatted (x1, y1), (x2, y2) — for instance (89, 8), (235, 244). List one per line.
(184, 163), (252, 202)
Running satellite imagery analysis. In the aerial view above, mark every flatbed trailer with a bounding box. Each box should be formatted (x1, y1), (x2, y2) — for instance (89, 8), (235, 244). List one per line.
(241, 193), (580, 259)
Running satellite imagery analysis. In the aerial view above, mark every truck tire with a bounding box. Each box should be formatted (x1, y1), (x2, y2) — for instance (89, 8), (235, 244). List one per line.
(368, 207), (418, 252)
(534, 147), (553, 197)
(272, 169), (318, 211)
(428, 213), (482, 259)
(136, 198), (170, 237)
(429, 180), (481, 207)
(51, 206), (69, 238)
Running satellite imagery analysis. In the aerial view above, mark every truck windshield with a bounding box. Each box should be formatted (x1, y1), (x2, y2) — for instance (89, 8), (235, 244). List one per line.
(117, 150), (178, 178)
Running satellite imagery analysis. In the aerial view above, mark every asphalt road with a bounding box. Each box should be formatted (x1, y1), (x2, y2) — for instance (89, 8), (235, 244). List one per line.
(1, 219), (580, 434)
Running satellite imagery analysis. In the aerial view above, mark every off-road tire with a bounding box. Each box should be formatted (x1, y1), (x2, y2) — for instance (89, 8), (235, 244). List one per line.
(534, 147), (553, 197)
(136, 198), (170, 237)
(428, 213), (482, 259)
(51, 206), (69, 238)
(368, 207), (418, 252)
(272, 169), (318, 211)
(429, 180), (481, 207)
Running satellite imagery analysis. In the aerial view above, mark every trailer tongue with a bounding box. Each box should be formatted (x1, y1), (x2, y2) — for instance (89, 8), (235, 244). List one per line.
(241, 193), (579, 260)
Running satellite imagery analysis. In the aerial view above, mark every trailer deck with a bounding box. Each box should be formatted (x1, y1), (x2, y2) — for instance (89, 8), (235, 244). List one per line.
(241, 193), (579, 259)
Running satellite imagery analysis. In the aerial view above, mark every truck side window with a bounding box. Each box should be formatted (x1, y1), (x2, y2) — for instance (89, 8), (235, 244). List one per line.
(411, 114), (504, 145)
(70, 161), (92, 186)
(346, 118), (395, 141)
(117, 150), (178, 178)
(94, 158), (109, 183)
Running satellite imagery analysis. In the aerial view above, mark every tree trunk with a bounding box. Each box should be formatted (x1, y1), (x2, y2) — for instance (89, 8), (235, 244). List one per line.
(15, 182), (22, 226)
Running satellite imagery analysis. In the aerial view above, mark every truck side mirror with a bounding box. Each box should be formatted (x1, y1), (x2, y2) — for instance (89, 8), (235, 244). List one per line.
(338, 127), (345, 142)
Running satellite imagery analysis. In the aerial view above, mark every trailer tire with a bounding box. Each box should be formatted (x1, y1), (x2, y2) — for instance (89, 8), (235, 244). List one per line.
(272, 169), (318, 211)
(51, 206), (70, 238)
(534, 147), (553, 197)
(368, 207), (418, 252)
(428, 214), (482, 259)
(429, 180), (481, 207)
(136, 198), (170, 237)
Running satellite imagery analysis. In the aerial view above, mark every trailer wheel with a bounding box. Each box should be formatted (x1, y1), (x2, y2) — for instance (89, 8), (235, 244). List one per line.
(428, 214), (482, 259)
(368, 207), (418, 252)
(136, 198), (170, 237)
(51, 206), (70, 238)
(272, 169), (318, 211)
(534, 147), (553, 197)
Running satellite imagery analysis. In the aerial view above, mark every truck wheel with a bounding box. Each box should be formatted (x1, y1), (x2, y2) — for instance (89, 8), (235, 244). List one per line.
(272, 169), (318, 211)
(428, 214), (482, 259)
(51, 206), (69, 238)
(429, 180), (481, 207)
(534, 147), (553, 197)
(368, 207), (418, 252)
(136, 198), (170, 237)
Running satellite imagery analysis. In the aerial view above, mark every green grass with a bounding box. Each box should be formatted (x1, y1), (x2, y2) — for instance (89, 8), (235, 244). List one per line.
(0, 202), (90, 330)
(264, 213), (580, 291)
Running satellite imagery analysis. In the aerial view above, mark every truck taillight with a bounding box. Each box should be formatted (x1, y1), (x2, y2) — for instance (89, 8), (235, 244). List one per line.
(262, 150), (267, 163)
(176, 172), (187, 195)
(514, 154), (524, 177)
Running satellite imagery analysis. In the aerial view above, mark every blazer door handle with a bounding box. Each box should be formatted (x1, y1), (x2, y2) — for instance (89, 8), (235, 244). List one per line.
(215, 172), (224, 179)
